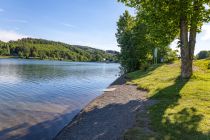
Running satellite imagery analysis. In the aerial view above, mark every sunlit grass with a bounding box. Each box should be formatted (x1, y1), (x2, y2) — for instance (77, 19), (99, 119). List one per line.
(125, 60), (210, 140)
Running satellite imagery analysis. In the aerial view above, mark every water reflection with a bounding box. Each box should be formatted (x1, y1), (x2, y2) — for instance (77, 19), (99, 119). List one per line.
(0, 59), (119, 140)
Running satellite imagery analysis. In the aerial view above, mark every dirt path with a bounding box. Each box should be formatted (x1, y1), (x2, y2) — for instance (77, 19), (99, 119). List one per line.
(55, 77), (155, 140)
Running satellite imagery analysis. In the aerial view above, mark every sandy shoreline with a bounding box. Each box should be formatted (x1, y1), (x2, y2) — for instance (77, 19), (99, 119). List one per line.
(54, 76), (155, 140)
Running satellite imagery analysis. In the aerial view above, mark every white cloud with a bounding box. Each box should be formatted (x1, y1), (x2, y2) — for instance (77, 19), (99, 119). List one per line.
(0, 8), (4, 12)
(201, 24), (210, 41)
(170, 39), (179, 50)
(61, 23), (75, 28)
(0, 30), (27, 42)
(204, 4), (210, 10)
(170, 39), (180, 55)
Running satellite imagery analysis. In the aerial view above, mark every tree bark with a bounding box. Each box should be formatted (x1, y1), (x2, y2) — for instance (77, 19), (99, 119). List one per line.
(189, 0), (199, 67)
(188, 24), (197, 78)
(180, 16), (192, 79)
(180, 0), (200, 79)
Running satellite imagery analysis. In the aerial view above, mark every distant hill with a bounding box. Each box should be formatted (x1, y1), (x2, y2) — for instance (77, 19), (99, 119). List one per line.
(106, 50), (119, 55)
(72, 45), (98, 51)
(72, 45), (119, 55)
(0, 38), (118, 62)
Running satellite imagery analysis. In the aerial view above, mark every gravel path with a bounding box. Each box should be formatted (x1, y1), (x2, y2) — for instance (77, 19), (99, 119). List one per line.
(55, 77), (155, 140)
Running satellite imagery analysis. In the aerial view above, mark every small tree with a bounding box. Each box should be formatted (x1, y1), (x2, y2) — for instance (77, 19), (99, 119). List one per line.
(116, 10), (137, 72)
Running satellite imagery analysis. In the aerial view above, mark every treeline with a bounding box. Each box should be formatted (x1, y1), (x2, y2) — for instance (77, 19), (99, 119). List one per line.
(0, 38), (118, 62)
(196, 50), (210, 60)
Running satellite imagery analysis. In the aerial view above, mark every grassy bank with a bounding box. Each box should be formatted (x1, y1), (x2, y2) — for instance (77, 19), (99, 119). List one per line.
(125, 60), (210, 140)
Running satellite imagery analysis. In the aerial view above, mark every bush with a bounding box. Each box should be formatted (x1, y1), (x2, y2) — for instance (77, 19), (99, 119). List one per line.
(163, 49), (178, 63)
(208, 63), (210, 69)
(140, 61), (150, 71)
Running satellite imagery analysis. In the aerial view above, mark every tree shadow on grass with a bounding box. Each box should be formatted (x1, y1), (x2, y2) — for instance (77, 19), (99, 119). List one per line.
(126, 64), (162, 82)
(147, 77), (210, 140)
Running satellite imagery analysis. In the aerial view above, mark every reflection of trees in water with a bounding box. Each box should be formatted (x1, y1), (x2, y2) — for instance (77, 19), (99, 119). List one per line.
(0, 64), (69, 82)
(0, 63), (119, 82)
(0, 60), (119, 105)
(0, 60), (120, 106)
(0, 60), (120, 140)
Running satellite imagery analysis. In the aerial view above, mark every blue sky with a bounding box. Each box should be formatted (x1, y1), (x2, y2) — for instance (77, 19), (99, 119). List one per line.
(0, 0), (209, 53)
(170, 24), (210, 54)
(0, 0), (133, 51)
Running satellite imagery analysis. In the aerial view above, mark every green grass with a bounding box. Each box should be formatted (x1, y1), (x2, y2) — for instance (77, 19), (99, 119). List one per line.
(125, 60), (210, 140)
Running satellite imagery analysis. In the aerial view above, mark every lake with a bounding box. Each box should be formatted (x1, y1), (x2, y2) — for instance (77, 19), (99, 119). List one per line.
(0, 59), (120, 140)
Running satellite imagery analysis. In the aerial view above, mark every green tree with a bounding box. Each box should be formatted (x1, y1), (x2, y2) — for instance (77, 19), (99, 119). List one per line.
(23, 47), (30, 58)
(118, 0), (210, 78)
(197, 50), (210, 59)
(0, 43), (10, 56)
(31, 47), (38, 57)
(116, 11), (138, 72)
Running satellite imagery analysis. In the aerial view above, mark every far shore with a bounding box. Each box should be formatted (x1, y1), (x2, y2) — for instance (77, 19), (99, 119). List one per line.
(0, 55), (118, 63)
(0, 56), (18, 59)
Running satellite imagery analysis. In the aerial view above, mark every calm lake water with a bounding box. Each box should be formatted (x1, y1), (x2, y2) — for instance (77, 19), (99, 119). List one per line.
(0, 59), (120, 140)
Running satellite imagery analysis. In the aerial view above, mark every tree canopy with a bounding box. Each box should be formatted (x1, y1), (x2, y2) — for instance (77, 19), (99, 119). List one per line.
(116, 10), (178, 72)
(118, 0), (210, 78)
(197, 50), (210, 59)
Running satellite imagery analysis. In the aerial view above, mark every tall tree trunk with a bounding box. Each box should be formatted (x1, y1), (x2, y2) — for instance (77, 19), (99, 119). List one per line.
(181, 0), (199, 78)
(189, 0), (200, 71)
(189, 29), (196, 60)
(180, 16), (192, 78)
(188, 25), (197, 78)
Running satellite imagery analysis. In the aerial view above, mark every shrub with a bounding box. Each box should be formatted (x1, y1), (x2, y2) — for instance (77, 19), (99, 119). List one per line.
(163, 50), (178, 63)
(140, 61), (150, 71)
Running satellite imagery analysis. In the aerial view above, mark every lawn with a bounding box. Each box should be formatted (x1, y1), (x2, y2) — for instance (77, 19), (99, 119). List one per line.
(125, 60), (210, 140)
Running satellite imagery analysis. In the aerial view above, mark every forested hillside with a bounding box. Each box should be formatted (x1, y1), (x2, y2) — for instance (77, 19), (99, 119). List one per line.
(0, 38), (118, 62)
